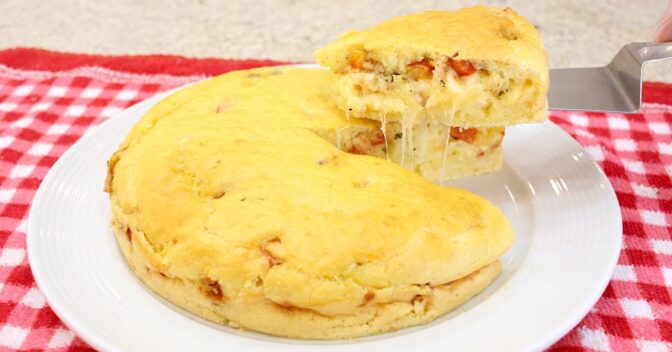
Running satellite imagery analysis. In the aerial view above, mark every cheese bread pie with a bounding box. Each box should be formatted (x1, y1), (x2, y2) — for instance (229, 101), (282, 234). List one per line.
(105, 66), (514, 339)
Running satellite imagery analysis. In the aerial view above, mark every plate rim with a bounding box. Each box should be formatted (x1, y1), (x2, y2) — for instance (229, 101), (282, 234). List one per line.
(523, 127), (623, 351)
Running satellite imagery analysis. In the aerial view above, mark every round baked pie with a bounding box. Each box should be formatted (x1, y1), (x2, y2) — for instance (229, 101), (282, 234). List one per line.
(105, 67), (514, 339)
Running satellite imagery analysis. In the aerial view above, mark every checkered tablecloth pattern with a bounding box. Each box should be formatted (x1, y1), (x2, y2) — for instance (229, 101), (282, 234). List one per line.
(0, 48), (670, 351)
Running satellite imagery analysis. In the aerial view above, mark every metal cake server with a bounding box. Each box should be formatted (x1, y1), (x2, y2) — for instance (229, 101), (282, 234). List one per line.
(549, 42), (672, 112)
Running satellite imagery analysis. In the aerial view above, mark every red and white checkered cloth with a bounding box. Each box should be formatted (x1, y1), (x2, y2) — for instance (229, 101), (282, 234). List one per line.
(0, 48), (670, 352)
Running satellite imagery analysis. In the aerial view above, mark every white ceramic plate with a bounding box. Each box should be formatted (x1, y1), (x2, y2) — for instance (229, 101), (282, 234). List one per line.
(28, 69), (622, 352)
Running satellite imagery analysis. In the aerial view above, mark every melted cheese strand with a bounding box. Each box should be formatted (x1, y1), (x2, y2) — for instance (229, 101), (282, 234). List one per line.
(400, 116), (408, 168)
(439, 125), (451, 185)
(420, 122), (431, 165)
(381, 115), (390, 161)
(407, 113), (415, 167)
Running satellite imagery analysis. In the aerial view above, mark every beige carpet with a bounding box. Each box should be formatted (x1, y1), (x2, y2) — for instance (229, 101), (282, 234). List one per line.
(1, 0), (670, 81)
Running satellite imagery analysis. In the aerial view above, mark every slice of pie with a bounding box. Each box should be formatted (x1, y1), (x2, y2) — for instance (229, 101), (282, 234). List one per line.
(315, 6), (549, 127)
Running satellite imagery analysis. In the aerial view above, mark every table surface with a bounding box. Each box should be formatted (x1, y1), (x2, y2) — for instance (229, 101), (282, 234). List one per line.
(1, 0), (670, 82)
(0, 15), (671, 350)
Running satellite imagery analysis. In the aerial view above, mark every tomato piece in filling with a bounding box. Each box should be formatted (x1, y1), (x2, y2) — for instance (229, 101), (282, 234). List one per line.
(348, 146), (367, 155)
(349, 51), (368, 70)
(450, 127), (478, 143)
(447, 58), (477, 76)
(407, 59), (435, 80)
(370, 130), (386, 146)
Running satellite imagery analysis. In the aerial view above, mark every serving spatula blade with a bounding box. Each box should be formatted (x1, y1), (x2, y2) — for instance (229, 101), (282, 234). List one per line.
(549, 42), (672, 113)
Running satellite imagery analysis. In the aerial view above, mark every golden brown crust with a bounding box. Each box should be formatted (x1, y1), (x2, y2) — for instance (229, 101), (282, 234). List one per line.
(316, 6), (547, 81)
(104, 151), (121, 193)
(113, 221), (502, 339)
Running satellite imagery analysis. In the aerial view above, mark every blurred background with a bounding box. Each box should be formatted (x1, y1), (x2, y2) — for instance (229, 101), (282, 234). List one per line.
(1, 0), (670, 81)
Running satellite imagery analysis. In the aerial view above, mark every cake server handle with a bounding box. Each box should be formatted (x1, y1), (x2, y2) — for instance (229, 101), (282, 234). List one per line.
(632, 41), (672, 62)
